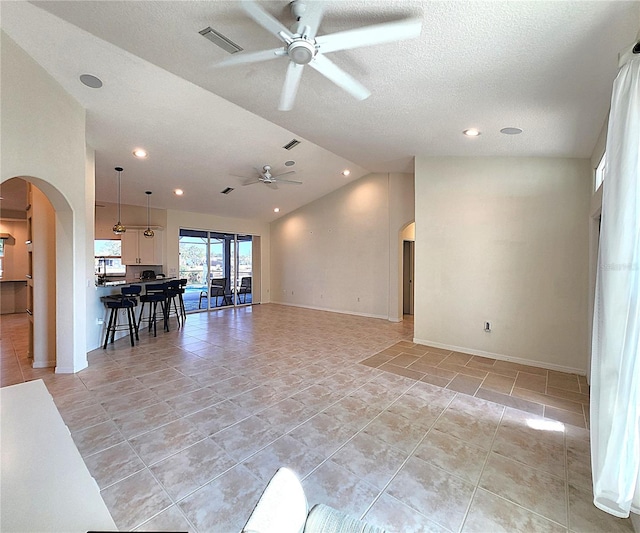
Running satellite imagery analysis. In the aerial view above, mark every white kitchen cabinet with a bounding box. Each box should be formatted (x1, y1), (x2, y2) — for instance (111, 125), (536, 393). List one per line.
(121, 229), (163, 265)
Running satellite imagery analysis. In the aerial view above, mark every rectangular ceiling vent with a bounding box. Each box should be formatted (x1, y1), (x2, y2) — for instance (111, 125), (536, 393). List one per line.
(283, 139), (301, 150)
(199, 27), (243, 55)
(221, 187), (235, 195)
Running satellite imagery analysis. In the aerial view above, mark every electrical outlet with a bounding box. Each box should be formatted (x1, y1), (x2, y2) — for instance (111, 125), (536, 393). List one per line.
(96, 318), (104, 325)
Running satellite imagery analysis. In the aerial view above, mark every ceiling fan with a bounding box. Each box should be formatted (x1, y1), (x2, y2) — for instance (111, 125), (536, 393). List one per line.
(215, 1), (422, 111)
(241, 165), (303, 189)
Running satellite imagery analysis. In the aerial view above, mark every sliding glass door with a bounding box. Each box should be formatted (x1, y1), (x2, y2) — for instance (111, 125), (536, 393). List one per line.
(179, 229), (253, 312)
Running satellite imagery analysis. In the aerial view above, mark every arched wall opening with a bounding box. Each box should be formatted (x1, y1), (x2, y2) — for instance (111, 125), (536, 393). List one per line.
(1, 175), (81, 374)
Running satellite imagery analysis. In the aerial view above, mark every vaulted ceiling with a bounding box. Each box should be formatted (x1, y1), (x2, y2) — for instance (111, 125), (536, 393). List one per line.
(2, 1), (638, 221)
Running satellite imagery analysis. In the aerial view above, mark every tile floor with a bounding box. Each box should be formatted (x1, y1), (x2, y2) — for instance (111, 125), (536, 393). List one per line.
(0, 306), (634, 533)
(362, 342), (591, 429)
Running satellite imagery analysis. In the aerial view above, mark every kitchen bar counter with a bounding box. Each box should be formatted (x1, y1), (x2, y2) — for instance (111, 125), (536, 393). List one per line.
(96, 276), (175, 287)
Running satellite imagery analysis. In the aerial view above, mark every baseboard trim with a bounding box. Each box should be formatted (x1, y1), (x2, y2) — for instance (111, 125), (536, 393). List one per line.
(412, 337), (586, 376)
(32, 360), (55, 369)
(271, 301), (389, 321)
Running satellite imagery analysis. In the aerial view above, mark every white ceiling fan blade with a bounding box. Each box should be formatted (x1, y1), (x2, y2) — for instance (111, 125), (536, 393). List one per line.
(242, 179), (262, 186)
(265, 182), (278, 190)
(241, 1), (294, 41)
(275, 178), (303, 185)
(309, 54), (371, 101)
(271, 170), (296, 179)
(316, 18), (422, 54)
(279, 62), (305, 111)
(215, 47), (285, 67)
(296, 2), (325, 40)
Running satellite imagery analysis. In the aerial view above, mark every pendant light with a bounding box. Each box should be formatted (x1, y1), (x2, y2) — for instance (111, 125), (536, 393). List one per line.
(143, 191), (154, 238)
(112, 166), (126, 235)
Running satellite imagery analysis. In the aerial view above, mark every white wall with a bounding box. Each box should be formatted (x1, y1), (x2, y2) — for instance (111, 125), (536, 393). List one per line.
(165, 209), (271, 304)
(1, 32), (90, 373)
(270, 172), (414, 320)
(414, 157), (592, 373)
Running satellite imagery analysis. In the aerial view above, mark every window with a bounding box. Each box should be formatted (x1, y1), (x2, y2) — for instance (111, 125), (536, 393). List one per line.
(94, 239), (126, 276)
(595, 152), (606, 191)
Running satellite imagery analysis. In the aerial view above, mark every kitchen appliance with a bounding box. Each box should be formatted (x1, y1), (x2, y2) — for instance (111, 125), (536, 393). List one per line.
(141, 270), (156, 280)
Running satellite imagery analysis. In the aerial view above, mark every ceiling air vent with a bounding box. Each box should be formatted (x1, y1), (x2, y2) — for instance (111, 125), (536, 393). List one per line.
(221, 187), (234, 195)
(283, 139), (301, 150)
(199, 27), (243, 55)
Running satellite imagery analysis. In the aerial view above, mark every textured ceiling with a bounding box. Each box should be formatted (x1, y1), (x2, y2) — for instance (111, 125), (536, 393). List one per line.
(2, 1), (639, 221)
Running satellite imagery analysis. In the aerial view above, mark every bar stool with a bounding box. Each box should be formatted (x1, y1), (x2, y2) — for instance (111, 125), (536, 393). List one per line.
(177, 278), (188, 322)
(102, 285), (141, 349)
(164, 280), (183, 329)
(137, 283), (168, 337)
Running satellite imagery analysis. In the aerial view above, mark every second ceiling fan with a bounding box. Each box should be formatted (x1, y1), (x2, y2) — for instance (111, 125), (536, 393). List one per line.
(215, 1), (422, 111)
(242, 165), (302, 189)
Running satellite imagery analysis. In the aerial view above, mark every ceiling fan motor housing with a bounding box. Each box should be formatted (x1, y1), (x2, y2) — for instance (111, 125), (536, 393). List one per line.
(288, 39), (315, 64)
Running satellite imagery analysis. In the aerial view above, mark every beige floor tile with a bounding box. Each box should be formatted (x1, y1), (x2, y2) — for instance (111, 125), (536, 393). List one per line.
(388, 353), (421, 368)
(331, 432), (407, 490)
(363, 410), (430, 454)
(302, 460), (382, 519)
(546, 386), (590, 405)
(164, 386), (221, 417)
(446, 374), (483, 395)
(544, 406), (586, 428)
(480, 453), (567, 525)
(386, 456), (475, 532)
(101, 468), (173, 531)
(475, 387), (544, 416)
(512, 387), (584, 414)
(178, 464), (263, 533)
(60, 403), (111, 432)
(463, 488), (567, 533)
(242, 434), (327, 484)
(514, 371), (547, 393)
(150, 438), (236, 501)
(113, 402), (180, 439)
(210, 415), (282, 462)
(134, 504), (194, 532)
(414, 429), (489, 484)
(548, 371), (581, 392)
(421, 374), (452, 388)
(433, 395), (504, 450)
(129, 418), (204, 466)
(378, 363), (425, 381)
(71, 419), (124, 457)
(364, 493), (449, 533)
(99, 389), (161, 418)
(481, 373), (515, 394)
(184, 399), (251, 436)
(83, 441), (146, 489)
(492, 418), (565, 478)
(568, 483), (635, 533)
(289, 413), (359, 457)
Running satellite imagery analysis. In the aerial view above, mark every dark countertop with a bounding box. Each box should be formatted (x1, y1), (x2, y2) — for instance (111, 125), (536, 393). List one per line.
(96, 277), (175, 287)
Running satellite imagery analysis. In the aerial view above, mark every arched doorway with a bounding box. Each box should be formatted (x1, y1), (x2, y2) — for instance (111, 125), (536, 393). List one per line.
(1, 175), (81, 374)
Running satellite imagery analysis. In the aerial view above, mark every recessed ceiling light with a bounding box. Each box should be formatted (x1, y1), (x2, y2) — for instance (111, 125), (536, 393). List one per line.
(342, 169), (351, 176)
(79, 74), (103, 89)
(274, 207), (280, 213)
(500, 127), (523, 135)
(284, 160), (295, 167)
(463, 129), (481, 137)
(174, 189), (184, 196)
(132, 149), (148, 158)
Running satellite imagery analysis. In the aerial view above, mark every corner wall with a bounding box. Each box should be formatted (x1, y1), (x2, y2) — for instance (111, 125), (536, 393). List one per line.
(414, 157), (591, 373)
(270, 172), (414, 320)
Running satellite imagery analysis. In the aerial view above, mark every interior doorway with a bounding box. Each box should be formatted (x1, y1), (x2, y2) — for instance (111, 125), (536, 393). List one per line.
(403, 240), (415, 315)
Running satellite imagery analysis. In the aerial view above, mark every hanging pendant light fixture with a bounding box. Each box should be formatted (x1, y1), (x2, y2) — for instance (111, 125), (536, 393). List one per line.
(112, 166), (126, 235)
(143, 191), (154, 238)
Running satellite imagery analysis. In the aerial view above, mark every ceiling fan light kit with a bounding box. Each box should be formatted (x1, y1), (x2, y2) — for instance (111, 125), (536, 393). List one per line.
(215, 0), (422, 111)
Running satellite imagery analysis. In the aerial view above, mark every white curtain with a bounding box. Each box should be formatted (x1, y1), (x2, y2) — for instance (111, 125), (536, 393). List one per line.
(590, 43), (640, 518)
